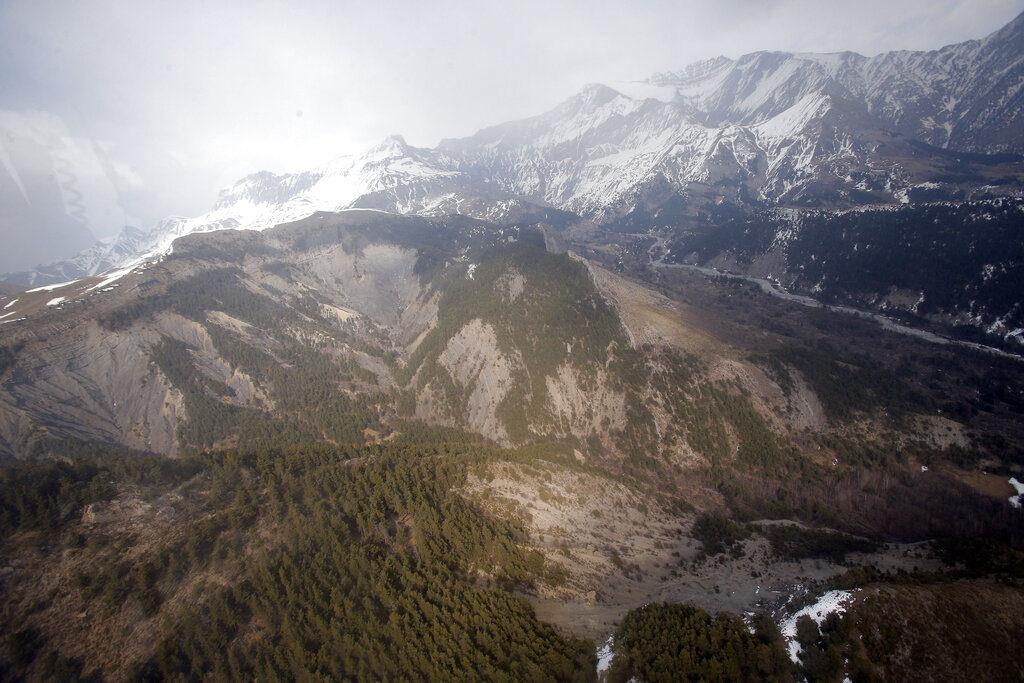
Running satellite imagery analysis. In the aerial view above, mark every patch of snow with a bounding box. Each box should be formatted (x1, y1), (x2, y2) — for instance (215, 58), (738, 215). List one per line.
(780, 589), (856, 664)
(25, 279), (80, 293)
(753, 93), (830, 140)
(466, 263), (477, 279)
(88, 265), (138, 292)
(46, 296), (66, 307)
(596, 636), (615, 676)
(3, 298), (17, 309)
(1009, 477), (1024, 509)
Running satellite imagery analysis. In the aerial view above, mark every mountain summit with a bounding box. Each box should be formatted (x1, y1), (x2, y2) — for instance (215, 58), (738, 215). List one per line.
(652, 10), (1024, 153)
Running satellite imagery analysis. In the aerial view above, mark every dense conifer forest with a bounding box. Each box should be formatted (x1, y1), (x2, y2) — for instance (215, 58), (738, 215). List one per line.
(607, 603), (792, 682)
(1, 437), (597, 680)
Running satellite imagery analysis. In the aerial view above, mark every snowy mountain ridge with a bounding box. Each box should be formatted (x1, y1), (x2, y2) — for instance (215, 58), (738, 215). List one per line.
(6, 10), (1023, 287)
(4, 136), (468, 286)
(652, 10), (1024, 152)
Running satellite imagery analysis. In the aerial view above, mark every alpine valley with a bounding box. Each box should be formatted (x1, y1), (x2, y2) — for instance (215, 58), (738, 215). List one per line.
(1, 11), (1024, 683)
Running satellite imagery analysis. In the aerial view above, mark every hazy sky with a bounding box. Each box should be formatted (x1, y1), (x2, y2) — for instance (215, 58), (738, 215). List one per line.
(1, 0), (1022, 238)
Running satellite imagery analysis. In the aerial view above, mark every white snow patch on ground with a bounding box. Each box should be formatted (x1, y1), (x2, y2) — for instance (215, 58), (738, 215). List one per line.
(26, 279), (80, 293)
(88, 265), (137, 292)
(466, 263), (477, 279)
(780, 590), (856, 664)
(596, 636), (615, 677)
(1009, 477), (1024, 509)
(0, 310), (17, 320)
(46, 296), (66, 307)
(3, 298), (17, 309)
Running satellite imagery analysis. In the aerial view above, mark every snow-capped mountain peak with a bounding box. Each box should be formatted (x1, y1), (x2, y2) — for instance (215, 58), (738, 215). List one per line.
(651, 10), (1024, 152)
(3, 134), (467, 286)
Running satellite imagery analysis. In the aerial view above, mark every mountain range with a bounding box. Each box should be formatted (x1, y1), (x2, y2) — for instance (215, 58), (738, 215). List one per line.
(8, 11), (1024, 297)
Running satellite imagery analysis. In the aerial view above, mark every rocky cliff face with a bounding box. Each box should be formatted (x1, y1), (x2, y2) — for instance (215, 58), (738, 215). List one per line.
(0, 210), (815, 463)
(0, 212), (432, 456)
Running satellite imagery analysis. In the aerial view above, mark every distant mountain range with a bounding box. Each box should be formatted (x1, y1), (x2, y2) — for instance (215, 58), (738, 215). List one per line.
(650, 10), (1024, 154)
(6, 11), (1024, 321)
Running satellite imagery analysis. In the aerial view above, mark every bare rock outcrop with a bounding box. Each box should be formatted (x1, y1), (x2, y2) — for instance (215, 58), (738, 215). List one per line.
(438, 318), (520, 443)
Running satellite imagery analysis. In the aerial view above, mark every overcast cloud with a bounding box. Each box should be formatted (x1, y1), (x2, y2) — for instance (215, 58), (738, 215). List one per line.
(1, 0), (1022, 238)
